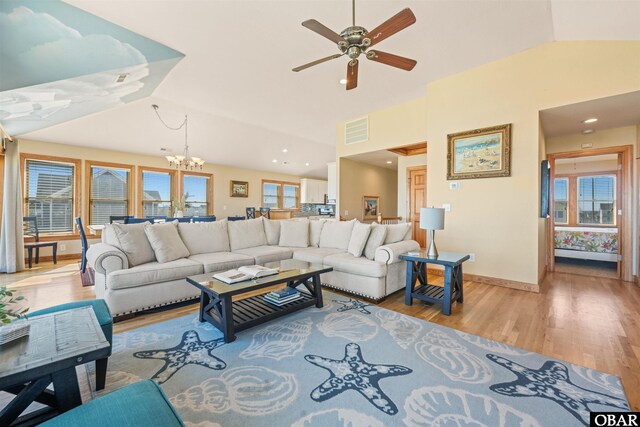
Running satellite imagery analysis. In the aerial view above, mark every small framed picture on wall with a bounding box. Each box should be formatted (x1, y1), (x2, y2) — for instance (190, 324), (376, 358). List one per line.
(230, 180), (249, 197)
(362, 195), (380, 221)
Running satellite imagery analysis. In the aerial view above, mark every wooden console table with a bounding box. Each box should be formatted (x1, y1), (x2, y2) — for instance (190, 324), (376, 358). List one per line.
(400, 251), (470, 315)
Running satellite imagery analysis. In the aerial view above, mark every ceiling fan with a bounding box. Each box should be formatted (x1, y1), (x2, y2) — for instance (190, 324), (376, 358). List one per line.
(292, 0), (417, 90)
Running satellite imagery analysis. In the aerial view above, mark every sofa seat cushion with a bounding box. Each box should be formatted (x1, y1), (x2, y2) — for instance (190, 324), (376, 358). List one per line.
(323, 253), (387, 278)
(234, 246), (293, 264)
(292, 247), (345, 264)
(108, 258), (203, 290)
(189, 252), (255, 273)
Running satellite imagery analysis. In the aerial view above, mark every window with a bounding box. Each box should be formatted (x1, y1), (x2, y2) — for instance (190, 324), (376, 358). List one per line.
(182, 173), (212, 216)
(553, 178), (568, 224)
(578, 175), (616, 225)
(263, 182), (279, 208)
(141, 169), (175, 217)
(88, 162), (132, 225)
(262, 180), (299, 209)
(24, 157), (78, 233)
(283, 184), (298, 209)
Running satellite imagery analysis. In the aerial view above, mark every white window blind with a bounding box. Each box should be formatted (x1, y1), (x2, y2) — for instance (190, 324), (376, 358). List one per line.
(25, 159), (74, 233)
(183, 175), (209, 216)
(90, 166), (129, 225)
(578, 175), (616, 225)
(142, 171), (172, 217)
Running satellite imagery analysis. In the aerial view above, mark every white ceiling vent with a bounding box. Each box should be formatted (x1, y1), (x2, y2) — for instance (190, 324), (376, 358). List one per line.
(345, 116), (369, 145)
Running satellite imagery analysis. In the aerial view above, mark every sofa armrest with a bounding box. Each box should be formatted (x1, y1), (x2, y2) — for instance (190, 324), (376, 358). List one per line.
(87, 243), (129, 275)
(375, 240), (420, 264)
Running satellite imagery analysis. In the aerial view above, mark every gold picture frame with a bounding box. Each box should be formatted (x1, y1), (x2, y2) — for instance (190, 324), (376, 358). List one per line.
(447, 123), (511, 180)
(362, 195), (380, 221)
(230, 180), (249, 197)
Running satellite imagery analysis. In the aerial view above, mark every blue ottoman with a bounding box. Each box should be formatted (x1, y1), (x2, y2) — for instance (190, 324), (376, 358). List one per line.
(40, 380), (184, 427)
(30, 299), (112, 390)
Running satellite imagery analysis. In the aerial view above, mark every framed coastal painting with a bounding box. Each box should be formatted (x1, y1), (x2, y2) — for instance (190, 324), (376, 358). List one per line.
(230, 180), (249, 197)
(447, 123), (512, 180)
(362, 195), (379, 221)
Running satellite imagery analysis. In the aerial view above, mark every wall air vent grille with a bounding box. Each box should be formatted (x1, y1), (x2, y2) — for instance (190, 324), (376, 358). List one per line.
(345, 116), (369, 145)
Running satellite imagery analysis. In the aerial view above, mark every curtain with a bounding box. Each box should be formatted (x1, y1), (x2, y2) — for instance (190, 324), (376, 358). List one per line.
(0, 138), (24, 273)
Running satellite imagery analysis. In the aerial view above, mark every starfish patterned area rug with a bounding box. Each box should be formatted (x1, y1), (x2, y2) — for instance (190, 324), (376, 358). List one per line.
(97, 291), (629, 427)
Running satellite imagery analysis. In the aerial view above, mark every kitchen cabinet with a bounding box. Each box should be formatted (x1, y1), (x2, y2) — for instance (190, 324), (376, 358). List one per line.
(301, 178), (328, 204)
(327, 162), (336, 201)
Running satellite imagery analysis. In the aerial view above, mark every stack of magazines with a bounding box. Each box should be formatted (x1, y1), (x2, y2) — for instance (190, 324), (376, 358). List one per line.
(264, 286), (301, 306)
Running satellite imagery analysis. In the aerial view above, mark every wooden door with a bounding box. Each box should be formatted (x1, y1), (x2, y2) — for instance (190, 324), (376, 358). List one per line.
(408, 167), (427, 248)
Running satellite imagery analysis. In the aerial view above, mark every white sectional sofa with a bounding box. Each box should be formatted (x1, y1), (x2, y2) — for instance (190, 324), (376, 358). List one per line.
(87, 217), (419, 317)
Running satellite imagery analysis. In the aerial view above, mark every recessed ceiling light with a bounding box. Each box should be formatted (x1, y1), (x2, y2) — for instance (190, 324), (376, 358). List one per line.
(386, 161), (393, 164)
(339, 79), (347, 85)
(582, 129), (595, 134)
(272, 159), (277, 163)
(282, 148), (288, 153)
(582, 118), (598, 124)
(305, 162), (310, 166)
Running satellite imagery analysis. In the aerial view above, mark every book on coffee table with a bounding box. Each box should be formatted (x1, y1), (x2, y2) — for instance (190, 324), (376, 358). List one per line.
(264, 293), (303, 306)
(213, 265), (279, 284)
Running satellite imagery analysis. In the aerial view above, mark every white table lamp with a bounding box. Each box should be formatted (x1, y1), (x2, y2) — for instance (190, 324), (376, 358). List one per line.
(420, 207), (445, 257)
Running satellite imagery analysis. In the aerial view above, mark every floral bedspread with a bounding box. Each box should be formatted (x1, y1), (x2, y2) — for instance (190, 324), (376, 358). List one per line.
(554, 228), (618, 253)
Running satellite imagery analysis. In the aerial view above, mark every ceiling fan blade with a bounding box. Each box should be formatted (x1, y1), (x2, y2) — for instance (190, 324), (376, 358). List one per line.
(365, 8), (416, 47)
(302, 19), (346, 45)
(366, 50), (417, 71)
(292, 54), (343, 72)
(346, 59), (358, 90)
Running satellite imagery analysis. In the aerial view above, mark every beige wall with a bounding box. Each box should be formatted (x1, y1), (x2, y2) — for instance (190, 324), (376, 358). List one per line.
(339, 158), (397, 221)
(19, 138), (304, 256)
(397, 154), (427, 222)
(336, 41), (640, 285)
(336, 97), (428, 158)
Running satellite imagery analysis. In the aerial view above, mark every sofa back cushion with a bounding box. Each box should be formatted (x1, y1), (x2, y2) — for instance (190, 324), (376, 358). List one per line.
(263, 218), (281, 246)
(309, 219), (327, 247)
(384, 223), (412, 244)
(144, 221), (190, 263)
(348, 222), (372, 257)
(228, 217), (268, 251)
(364, 223), (388, 260)
(279, 219), (309, 248)
(178, 219), (230, 255)
(110, 222), (156, 266)
(319, 219), (355, 250)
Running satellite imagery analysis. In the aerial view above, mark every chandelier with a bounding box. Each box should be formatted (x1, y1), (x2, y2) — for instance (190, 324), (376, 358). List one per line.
(152, 104), (204, 170)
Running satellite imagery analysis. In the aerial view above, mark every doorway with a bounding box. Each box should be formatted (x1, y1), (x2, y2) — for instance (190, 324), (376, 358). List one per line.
(407, 166), (426, 248)
(548, 146), (633, 281)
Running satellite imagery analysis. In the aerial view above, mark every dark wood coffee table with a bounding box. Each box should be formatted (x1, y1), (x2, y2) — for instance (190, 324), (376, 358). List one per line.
(186, 259), (332, 343)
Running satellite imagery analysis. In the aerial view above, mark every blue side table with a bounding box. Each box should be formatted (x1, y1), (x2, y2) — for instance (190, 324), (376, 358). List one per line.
(400, 251), (470, 315)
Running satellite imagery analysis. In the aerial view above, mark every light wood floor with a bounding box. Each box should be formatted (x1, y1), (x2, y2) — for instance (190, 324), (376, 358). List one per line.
(4, 261), (640, 410)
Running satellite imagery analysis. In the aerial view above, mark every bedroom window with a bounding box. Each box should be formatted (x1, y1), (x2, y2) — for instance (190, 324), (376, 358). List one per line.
(553, 178), (569, 224)
(577, 175), (616, 225)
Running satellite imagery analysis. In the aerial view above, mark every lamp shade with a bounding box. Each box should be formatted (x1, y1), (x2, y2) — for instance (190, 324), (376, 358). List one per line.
(420, 207), (445, 230)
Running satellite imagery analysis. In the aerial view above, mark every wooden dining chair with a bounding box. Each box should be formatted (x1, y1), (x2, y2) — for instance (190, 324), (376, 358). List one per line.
(75, 217), (88, 273)
(245, 207), (256, 219)
(259, 207), (271, 219)
(109, 215), (133, 224)
(124, 218), (155, 224)
(193, 215), (216, 222)
(23, 217), (57, 269)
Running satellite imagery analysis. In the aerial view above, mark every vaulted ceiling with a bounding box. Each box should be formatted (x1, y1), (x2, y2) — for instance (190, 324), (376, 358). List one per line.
(5, 0), (640, 178)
